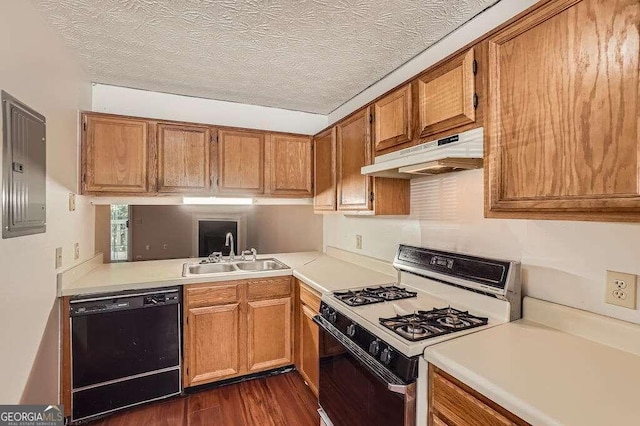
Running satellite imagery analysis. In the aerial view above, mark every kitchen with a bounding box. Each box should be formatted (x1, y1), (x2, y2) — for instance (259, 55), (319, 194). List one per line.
(1, 0), (639, 425)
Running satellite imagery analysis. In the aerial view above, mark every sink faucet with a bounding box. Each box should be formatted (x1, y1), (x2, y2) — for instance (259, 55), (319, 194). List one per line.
(207, 251), (223, 263)
(225, 232), (235, 261)
(240, 248), (258, 261)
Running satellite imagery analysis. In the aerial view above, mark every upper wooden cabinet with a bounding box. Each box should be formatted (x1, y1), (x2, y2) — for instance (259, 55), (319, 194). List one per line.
(313, 128), (337, 212)
(373, 84), (413, 152)
(486, 0), (640, 221)
(81, 112), (312, 198)
(82, 115), (150, 193)
(266, 134), (313, 197)
(157, 123), (212, 193)
(216, 129), (265, 195)
(418, 48), (477, 139)
(336, 108), (373, 211)
(312, 109), (410, 215)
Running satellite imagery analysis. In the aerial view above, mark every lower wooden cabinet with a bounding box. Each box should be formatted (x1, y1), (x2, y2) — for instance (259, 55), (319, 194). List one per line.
(295, 280), (322, 396)
(186, 303), (241, 386)
(248, 297), (292, 371)
(428, 364), (528, 426)
(183, 277), (293, 388)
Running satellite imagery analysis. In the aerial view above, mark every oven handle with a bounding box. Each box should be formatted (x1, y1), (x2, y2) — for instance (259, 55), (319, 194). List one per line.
(313, 314), (411, 395)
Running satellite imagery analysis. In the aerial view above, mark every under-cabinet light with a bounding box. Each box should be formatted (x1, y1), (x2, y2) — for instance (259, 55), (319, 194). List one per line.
(182, 197), (253, 205)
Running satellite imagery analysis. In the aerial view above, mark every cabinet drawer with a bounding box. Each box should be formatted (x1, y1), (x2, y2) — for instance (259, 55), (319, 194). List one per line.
(247, 277), (292, 300)
(185, 283), (239, 308)
(431, 368), (527, 426)
(299, 281), (321, 312)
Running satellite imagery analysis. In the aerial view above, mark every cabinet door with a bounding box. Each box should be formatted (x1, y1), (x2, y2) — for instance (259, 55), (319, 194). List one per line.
(336, 108), (372, 211)
(486, 0), (640, 221)
(247, 297), (292, 372)
(157, 124), (211, 193)
(313, 127), (337, 211)
(417, 48), (476, 138)
(373, 84), (413, 152)
(216, 129), (265, 194)
(185, 303), (240, 386)
(298, 304), (320, 396)
(267, 134), (313, 197)
(83, 115), (148, 193)
(429, 365), (528, 426)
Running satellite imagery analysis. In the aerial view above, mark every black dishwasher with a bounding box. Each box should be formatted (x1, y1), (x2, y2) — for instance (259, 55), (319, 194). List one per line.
(69, 287), (181, 422)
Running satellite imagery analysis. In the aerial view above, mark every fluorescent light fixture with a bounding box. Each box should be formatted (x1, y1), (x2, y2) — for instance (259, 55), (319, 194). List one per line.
(183, 197), (253, 205)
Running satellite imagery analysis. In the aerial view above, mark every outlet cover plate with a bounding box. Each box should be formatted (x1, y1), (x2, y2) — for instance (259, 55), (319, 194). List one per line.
(606, 270), (637, 309)
(55, 247), (63, 268)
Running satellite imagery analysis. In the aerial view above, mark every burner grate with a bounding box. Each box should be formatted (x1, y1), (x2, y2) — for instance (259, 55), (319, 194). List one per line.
(333, 285), (417, 306)
(379, 306), (488, 341)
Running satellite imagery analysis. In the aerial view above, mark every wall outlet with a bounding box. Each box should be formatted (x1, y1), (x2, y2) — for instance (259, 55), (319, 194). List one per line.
(74, 243), (80, 260)
(55, 247), (63, 268)
(68, 193), (76, 211)
(355, 235), (362, 250)
(605, 270), (637, 309)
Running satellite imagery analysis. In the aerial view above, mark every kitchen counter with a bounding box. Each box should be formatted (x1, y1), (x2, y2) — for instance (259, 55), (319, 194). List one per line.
(293, 254), (395, 293)
(424, 297), (640, 426)
(58, 249), (395, 297)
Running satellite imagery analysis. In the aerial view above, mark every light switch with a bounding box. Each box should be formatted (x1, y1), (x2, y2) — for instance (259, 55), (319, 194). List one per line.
(69, 193), (76, 211)
(74, 243), (80, 260)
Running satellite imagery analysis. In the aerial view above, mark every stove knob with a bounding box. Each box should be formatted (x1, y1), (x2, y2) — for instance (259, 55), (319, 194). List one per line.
(369, 339), (381, 356)
(321, 306), (330, 317)
(380, 348), (393, 365)
(346, 323), (356, 337)
(328, 310), (337, 324)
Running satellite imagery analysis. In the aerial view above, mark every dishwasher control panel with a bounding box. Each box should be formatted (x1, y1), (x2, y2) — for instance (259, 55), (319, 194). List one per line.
(70, 287), (180, 316)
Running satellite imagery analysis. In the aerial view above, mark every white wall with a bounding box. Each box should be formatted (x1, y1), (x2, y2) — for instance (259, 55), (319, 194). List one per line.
(0, 1), (93, 404)
(92, 84), (328, 135)
(323, 0), (640, 325)
(324, 170), (640, 325)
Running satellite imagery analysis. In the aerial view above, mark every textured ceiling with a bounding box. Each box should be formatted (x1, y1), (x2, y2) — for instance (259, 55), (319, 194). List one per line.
(31, 0), (497, 114)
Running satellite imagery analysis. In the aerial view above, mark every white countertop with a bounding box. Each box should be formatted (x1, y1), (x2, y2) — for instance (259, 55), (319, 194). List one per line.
(424, 299), (640, 426)
(59, 250), (395, 297)
(293, 255), (395, 293)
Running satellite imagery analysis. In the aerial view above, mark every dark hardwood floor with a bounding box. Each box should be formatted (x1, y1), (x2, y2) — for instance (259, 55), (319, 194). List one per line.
(90, 372), (319, 426)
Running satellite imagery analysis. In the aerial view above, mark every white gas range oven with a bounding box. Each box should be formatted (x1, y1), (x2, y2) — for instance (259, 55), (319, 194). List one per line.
(314, 244), (521, 426)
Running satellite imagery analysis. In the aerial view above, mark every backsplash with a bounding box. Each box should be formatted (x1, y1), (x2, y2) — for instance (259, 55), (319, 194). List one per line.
(323, 169), (640, 325)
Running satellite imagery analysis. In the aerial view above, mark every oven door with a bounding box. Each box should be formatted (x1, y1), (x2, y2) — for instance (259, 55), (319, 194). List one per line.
(315, 316), (416, 426)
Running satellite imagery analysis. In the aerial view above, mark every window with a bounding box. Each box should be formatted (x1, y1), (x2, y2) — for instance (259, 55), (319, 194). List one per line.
(110, 205), (129, 262)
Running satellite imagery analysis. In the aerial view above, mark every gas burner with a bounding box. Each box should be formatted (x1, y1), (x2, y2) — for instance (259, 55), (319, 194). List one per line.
(333, 285), (417, 306)
(437, 315), (470, 329)
(380, 306), (488, 341)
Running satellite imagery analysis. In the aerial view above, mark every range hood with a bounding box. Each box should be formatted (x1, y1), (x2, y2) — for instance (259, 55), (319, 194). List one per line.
(361, 128), (484, 179)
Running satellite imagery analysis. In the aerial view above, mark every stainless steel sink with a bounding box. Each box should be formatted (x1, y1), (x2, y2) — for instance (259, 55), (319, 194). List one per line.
(235, 259), (289, 271)
(186, 263), (237, 275)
